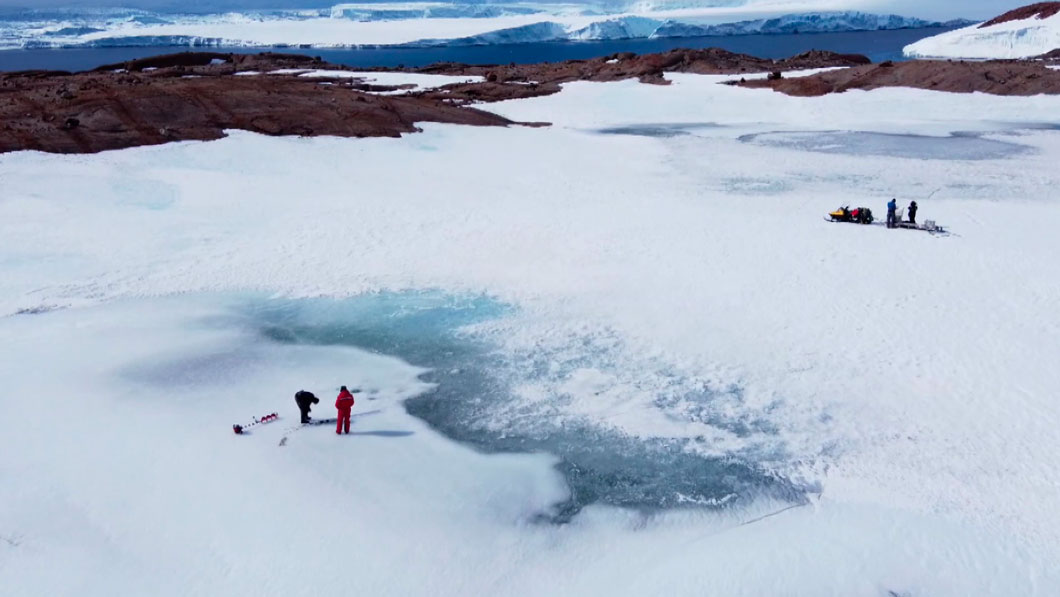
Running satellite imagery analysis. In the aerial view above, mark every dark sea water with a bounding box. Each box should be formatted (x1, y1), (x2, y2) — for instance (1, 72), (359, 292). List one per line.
(0, 27), (950, 72)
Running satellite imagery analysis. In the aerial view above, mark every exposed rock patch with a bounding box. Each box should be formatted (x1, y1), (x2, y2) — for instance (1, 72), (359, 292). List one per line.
(0, 54), (514, 154)
(980, 2), (1060, 28)
(410, 49), (869, 103)
(737, 59), (1060, 96)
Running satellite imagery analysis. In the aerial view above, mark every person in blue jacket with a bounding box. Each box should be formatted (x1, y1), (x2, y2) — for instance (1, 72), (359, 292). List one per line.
(886, 198), (898, 229)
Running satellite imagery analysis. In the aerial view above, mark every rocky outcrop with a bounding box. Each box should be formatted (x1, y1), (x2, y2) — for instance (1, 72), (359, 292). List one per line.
(737, 59), (1060, 96)
(0, 54), (514, 154)
(980, 2), (1060, 27)
(413, 48), (869, 82)
(410, 48), (869, 103)
(0, 49), (870, 154)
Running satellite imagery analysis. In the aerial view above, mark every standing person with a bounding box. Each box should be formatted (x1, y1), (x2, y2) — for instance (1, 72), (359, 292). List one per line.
(908, 200), (918, 225)
(335, 386), (355, 435)
(294, 390), (319, 424)
(887, 198), (897, 229)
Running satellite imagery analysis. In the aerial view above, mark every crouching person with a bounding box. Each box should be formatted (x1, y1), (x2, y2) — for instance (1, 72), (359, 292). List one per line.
(295, 390), (319, 424)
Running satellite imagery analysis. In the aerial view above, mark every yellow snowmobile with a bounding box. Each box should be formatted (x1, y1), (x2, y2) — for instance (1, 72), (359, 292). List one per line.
(827, 205), (873, 225)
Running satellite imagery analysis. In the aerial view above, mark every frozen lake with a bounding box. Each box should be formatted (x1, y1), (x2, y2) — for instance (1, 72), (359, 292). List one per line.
(740, 130), (1034, 160)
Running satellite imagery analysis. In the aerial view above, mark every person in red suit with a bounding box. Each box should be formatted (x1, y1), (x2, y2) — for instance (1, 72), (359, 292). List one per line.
(335, 385), (355, 435)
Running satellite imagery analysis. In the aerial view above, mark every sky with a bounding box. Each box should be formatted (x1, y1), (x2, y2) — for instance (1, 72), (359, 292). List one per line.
(0, 0), (1030, 21)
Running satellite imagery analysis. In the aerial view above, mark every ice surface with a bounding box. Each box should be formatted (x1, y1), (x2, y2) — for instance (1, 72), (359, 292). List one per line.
(242, 291), (808, 520)
(739, 130), (1032, 160)
(0, 296), (571, 595)
(597, 121), (722, 137)
(3, 68), (1060, 595)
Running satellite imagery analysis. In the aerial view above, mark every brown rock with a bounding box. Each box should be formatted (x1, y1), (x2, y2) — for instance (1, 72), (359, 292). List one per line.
(738, 59), (1060, 96)
(980, 2), (1060, 27)
(0, 60), (515, 154)
(414, 48), (868, 104)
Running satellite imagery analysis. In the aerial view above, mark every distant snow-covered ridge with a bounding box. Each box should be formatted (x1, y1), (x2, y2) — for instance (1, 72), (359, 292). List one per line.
(0, 5), (968, 51)
(406, 12), (969, 48)
(904, 7), (1060, 59)
(328, 2), (546, 20)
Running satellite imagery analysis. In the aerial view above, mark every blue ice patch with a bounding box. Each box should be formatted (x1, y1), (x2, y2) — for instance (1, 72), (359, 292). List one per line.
(740, 130), (1032, 160)
(245, 291), (810, 521)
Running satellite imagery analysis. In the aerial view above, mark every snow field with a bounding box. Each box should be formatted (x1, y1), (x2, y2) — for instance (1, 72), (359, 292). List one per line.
(480, 75), (1060, 539)
(297, 69), (485, 93)
(2, 70), (1060, 594)
(0, 298), (1048, 597)
(256, 68), (484, 94)
(0, 297), (569, 595)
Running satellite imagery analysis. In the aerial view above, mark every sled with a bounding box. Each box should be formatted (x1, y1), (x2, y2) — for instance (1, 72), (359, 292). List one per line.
(233, 412), (279, 435)
(919, 220), (947, 234)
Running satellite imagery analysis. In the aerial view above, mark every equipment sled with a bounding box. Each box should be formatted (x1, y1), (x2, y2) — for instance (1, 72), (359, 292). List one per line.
(233, 412), (278, 435)
(902, 219), (948, 234)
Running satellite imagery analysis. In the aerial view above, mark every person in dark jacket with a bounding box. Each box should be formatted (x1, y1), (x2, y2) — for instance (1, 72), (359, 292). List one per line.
(295, 390), (319, 424)
(908, 200), (918, 225)
(886, 198), (898, 229)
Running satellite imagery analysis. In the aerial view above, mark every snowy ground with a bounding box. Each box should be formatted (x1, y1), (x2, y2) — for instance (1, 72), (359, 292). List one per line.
(2, 72), (1060, 595)
(245, 69), (484, 93)
(296, 69), (485, 92)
